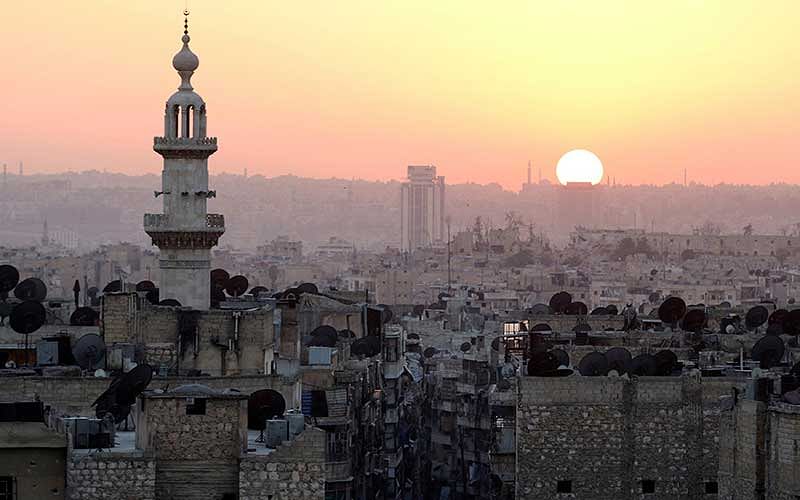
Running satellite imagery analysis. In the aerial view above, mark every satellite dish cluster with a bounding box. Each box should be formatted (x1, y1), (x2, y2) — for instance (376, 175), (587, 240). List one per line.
(527, 347), (683, 377)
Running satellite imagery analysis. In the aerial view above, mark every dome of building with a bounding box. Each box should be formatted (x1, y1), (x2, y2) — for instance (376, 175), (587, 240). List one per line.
(173, 34), (199, 73)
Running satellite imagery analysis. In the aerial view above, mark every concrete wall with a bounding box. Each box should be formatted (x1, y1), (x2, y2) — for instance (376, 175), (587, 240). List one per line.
(0, 448), (66, 500)
(239, 427), (326, 500)
(0, 374), (299, 417)
(517, 375), (738, 500)
(66, 452), (156, 500)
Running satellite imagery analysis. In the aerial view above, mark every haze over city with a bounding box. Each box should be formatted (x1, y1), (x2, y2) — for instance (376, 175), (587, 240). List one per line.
(2, 1), (799, 187)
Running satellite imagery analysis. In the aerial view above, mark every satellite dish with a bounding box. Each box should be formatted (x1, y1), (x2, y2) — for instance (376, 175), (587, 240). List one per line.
(296, 283), (319, 295)
(249, 286), (269, 297)
(605, 304), (619, 315)
(145, 289), (160, 305)
(658, 297), (687, 325)
(102, 280), (122, 294)
(351, 336), (381, 357)
(782, 310), (800, 336)
(653, 350), (679, 376)
(225, 276), (249, 297)
(491, 337), (500, 351)
(307, 325), (338, 347)
(460, 342), (472, 353)
(745, 306), (769, 330)
(73, 334), (106, 370)
(530, 323), (552, 332)
(577, 352), (609, 376)
(719, 301), (732, 308)
(135, 280), (156, 292)
(550, 348), (570, 368)
(14, 278), (47, 302)
(549, 292), (572, 314)
(158, 299), (181, 307)
(529, 303), (552, 315)
(630, 354), (658, 376)
(210, 269), (230, 287)
(564, 301), (588, 315)
(527, 351), (559, 376)
(412, 304), (425, 317)
(605, 347), (632, 375)
(70, 306), (99, 326)
(0, 302), (12, 323)
(247, 389), (286, 430)
(766, 323), (784, 336)
(680, 309), (706, 333)
(10, 301), (46, 334)
(93, 364), (153, 424)
(590, 307), (608, 315)
(0, 265), (20, 293)
(573, 322), (592, 333)
(423, 347), (438, 358)
(769, 309), (788, 328)
(751, 336), (785, 369)
(338, 329), (356, 340)
(378, 305), (394, 324)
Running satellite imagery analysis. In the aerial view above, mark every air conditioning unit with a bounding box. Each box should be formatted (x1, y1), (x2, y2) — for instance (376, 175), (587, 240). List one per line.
(265, 419), (288, 448)
(286, 412), (305, 437)
(308, 346), (333, 365)
(64, 417), (116, 449)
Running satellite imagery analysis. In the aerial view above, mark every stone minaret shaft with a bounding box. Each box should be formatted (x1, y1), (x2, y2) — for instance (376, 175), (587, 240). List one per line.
(144, 12), (224, 309)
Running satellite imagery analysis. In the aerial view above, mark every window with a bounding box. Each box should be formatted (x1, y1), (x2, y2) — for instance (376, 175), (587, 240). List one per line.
(641, 480), (655, 494)
(705, 482), (718, 494)
(0, 476), (13, 500)
(556, 480), (572, 494)
(186, 398), (206, 415)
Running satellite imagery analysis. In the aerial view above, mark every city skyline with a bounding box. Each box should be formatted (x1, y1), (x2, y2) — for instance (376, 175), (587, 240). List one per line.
(1, 1), (798, 189)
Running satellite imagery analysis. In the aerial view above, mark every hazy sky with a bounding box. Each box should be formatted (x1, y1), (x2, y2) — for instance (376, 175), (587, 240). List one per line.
(1, 1), (798, 188)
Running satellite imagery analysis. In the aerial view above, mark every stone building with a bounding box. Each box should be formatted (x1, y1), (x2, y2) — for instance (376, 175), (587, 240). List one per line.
(516, 375), (739, 500)
(143, 12), (224, 309)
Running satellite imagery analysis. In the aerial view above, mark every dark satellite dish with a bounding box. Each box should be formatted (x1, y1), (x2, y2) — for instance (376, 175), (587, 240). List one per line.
(782, 310), (800, 336)
(308, 325), (338, 347)
(378, 305), (394, 324)
(605, 304), (619, 315)
(564, 301), (588, 315)
(70, 306), (99, 326)
(751, 336), (785, 369)
(351, 336), (381, 357)
(680, 309), (706, 333)
(605, 347), (632, 375)
(145, 288), (160, 305)
(745, 306), (769, 330)
(530, 323), (552, 332)
(0, 265), (20, 293)
(247, 389), (286, 431)
(423, 346), (438, 358)
(654, 350), (679, 376)
(0, 302), (12, 323)
(550, 348), (570, 368)
(296, 283), (319, 295)
(73, 334), (106, 370)
(527, 351), (559, 376)
(529, 303), (552, 315)
(87, 287), (99, 298)
(210, 269), (230, 287)
(769, 309), (788, 327)
(460, 342), (472, 352)
(158, 299), (181, 307)
(10, 301), (46, 334)
(648, 292), (662, 304)
(719, 301), (732, 308)
(767, 323), (784, 336)
(573, 322), (592, 333)
(102, 280), (122, 294)
(225, 275), (249, 297)
(338, 329), (356, 340)
(249, 286), (269, 297)
(14, 278), (47, 302)
(135, 280), (155, 292)
(210, 286), (225, 305)
(630, 354), (658, 376)
(491, 337), (500, 351)
(412, 304), (425, 317)
(658, 297), (687, 325)
(549, 292), (572, 314)
(577, 352), (609, 376)
(590, 307), (608, 315)
(719, 316), (740, 334)
(93, 364), (153, 424)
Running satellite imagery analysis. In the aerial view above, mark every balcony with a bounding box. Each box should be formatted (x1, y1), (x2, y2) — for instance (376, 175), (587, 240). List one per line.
(144, 213), (225, 249)
(153, 136), (218, 159)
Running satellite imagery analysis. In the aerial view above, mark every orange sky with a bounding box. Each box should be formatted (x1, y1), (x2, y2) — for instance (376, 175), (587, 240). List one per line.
(1, 1), (798, 189)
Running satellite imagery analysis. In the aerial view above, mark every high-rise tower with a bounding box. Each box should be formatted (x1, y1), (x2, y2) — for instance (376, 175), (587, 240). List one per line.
(400, 165), (445, 252)
(144, 12), (224, 309)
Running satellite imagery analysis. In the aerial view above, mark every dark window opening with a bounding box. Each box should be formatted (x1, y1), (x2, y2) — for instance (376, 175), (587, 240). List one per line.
(705, 481), (718, 494)
(186, 398), (206, 415)
(0, 476), (13, 500)
(641, 480), (655, 494)
(556, 480), (572, 493)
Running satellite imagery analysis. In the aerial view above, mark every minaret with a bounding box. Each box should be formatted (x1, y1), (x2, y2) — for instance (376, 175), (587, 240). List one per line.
(144, 11), (224, 309)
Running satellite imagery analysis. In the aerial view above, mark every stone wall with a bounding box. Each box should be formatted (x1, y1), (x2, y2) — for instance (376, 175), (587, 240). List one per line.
(0, 374), (299, 417)
(66, 452), (156, 500)
(517, 375), (738, 500)
(239, 427), (326, 500)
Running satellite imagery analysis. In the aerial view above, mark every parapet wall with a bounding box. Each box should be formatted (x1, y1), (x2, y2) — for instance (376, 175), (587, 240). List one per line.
(517, 375), (738, 500)
(66, 451), (156, 500)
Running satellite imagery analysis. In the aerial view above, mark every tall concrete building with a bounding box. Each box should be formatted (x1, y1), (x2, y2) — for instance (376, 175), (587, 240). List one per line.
(400, 165), (445, 251)
(144, 13), (224, 309)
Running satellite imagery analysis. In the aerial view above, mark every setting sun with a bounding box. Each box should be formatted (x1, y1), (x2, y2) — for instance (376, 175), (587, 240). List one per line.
(555, 149), (604, 186)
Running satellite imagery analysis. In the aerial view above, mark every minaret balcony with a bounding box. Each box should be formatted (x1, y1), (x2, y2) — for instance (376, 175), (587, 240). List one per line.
(144, 213), (225, 249)
(153, 136), (218, 159)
